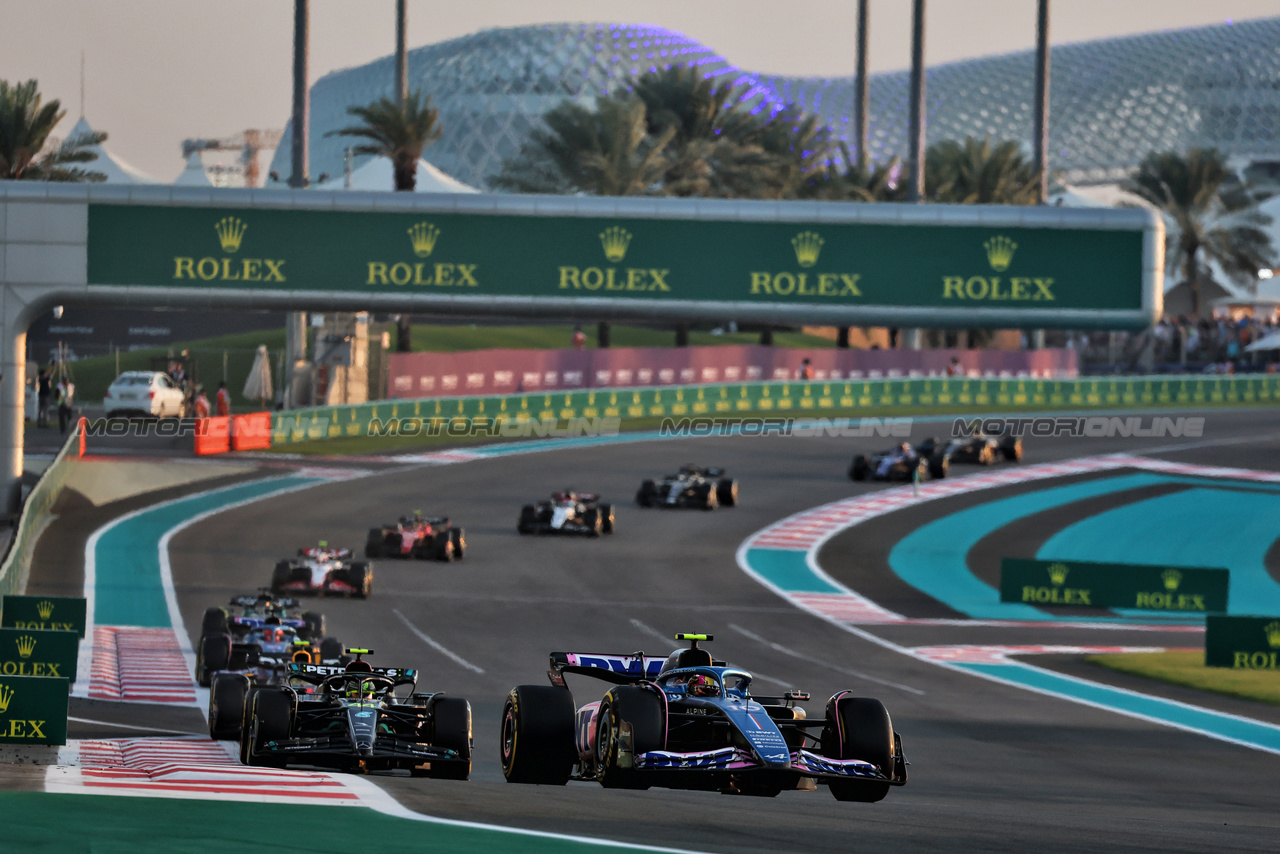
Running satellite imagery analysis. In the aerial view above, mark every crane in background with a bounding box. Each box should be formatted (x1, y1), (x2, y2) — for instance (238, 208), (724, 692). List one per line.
(181, 129), (283, 187)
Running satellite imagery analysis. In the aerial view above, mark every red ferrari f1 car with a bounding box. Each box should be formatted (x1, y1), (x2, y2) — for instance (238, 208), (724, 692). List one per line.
(365, 513), (466, 562)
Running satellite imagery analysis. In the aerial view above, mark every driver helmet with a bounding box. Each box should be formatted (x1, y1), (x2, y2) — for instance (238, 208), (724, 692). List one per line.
(898, 442), (911, 454)
(345, 678), (376, 700)
(686, 673), (719, 698)
(265, 627), (287, 643)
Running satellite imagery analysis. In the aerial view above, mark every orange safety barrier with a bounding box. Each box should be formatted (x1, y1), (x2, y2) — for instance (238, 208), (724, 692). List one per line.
(231, 412), (272, 451)
(77, 416), (87, 457)
(194, 416), (232, 455)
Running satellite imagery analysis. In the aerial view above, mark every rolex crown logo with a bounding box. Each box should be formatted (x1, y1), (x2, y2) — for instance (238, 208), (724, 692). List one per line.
(984, 235), (1017, 272)
(1161, 569), (1182, 591)
(215, 217), (248, 254)
(36, 600), (54, 620)
(0, 685), (12, 713)
(1047, 563), (1069, 586)
(408, 222), (441, 258)
(1265, 621), (1280, 649)
(791, 231), (824, 268)
(15, 636), (35, 659)
(600, 226), (632, 263)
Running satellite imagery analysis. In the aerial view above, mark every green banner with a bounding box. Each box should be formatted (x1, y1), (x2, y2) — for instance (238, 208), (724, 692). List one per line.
(1205, 615), (1280, 669)
(0, 629), (79, 682)
(0, 675), (68, 745)
(87, 204), (1145, 316)
(270, 375), (1280, 447)
(1000, 558), (1229, 613)
(1, 596), (87, 638)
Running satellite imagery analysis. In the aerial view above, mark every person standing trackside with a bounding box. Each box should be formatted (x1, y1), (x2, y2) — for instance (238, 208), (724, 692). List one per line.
(571, 325), (587, 350)
(55, 374), (75, 434)
(797, 358), (814, 380)
(36, 367), (51, 428)
(193, 386), (211, 419)
(216, 381), (231, 417)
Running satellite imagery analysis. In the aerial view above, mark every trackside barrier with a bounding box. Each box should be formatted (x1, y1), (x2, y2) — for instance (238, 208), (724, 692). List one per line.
(0, 422), (82, 598)
(231, 412), (272, 451)
(193, 416), (232, 455)
(269, 373), (1280, 446)
(999, 558), (1229, 613)
(0, 674), (68, 745)
(1205, 615), (1280, 669)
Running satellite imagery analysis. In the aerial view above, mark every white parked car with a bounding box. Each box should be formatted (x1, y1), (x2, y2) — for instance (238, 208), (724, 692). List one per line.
(103, 371), (187, 418)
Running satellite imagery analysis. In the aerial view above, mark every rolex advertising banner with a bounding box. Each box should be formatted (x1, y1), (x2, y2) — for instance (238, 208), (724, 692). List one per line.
(0, 675), (69, 745)
(1000, 559), (1229, 613)
(1205, 615), (1280, 669)
(1, 596), (87, 638)
(86, 203), (1150, 328)
(0, 629), (79, 682)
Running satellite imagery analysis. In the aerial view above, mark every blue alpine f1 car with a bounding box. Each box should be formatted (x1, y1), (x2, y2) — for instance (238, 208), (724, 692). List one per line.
(500, 634), (907, 801)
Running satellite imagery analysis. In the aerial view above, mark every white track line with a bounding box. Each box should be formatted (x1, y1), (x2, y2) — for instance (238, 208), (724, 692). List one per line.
(728, 623), (925, 695)
(65, 717), (205, 736)
(392, 610), (485, 674)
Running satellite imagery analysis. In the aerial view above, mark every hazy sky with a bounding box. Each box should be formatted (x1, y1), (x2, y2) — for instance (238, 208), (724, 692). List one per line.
(3, 0), (1277, 181)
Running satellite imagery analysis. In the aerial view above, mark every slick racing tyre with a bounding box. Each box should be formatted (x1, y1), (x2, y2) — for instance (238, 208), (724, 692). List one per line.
(699, 483), (718, 511)
(364, 529), (385, 559)
(598, 505), (615, 534)
(434, 531), (455, 562)
(428, 697), (472, 780)
(716, 478), (739, 507)
(449, 527), (466, 559)
(823, 694), (894, 803)
(595, 686), (664, 790)
(927, 453), (949, 480)
(271, 560), (291, 594)
(245, 688), (295, 768)
(319, 636), (344, 662)
(1001, 436), (1023, 462)
(209, 672), (250, 740)
(347, 562), (373, 597)
(201, 607), (228, 635)
(636, 480), (658, 507)
(583, 508), (603, 537)
(518, 505), (538, 535)
(300, 611), (325, 641)
(849, 456), (869, 481)
(500, 685), (576, 785)
(196, 633), (231, 688)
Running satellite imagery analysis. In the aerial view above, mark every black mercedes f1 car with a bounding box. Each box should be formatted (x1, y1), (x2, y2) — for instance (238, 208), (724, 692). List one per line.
(499, 634), (907, 801)
(636, 465), (738, 510)
(849, 443), (948, 482)
(918, 432), (1022, 466)
(238, 650), (471, 778)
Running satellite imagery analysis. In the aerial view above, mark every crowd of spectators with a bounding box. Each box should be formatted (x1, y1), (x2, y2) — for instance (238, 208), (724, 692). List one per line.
(1052, 314), (1280, 373)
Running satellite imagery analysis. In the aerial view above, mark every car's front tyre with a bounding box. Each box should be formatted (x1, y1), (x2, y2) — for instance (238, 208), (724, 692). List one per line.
(500, 685), (576, 785)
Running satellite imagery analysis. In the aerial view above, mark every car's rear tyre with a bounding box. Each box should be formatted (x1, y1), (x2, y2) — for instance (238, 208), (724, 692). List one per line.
(978, 444), (996, 465)
(430, 697), (472, 780)
(1002, 436), (1023, 462)
(363, 527), (381, 560)
(850, 456), (869, 481)
(449, 527), (466, 558)
(434, 532), (455, 562)
(716, 478), (739, 507)
(300, 610), (325, 641)
(500, 685), (576, 785)
(823, 694), (894, 803)
(271, 561), (291, 594)
(518, 504), (537, 535)
(347, 562), (372, 597)
(636, 480), (657, 507)
(700, 483), (718, 511)
(598, 505), (615, 534)
(210, 672), (250, 740)
(196, 633), (231, 687)
(201, 607), (228, 635)
(583, 508), (603, 536)
(596, 686), (663, 790)
(246, 689), (295, 768)
(916, 437), (938, 458)
(238, 686), (262, 764)
(928, 453), (949, 480)
(319, 636), (344, 662)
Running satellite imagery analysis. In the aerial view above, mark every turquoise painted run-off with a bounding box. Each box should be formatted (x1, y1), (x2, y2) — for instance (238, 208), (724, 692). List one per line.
(888, 473), (1280, 622)
(959, 661), (1280, 753)
(93, 476), (321, 626)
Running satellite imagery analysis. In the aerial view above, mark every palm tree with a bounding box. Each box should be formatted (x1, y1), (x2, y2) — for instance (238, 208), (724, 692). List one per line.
(326, 89), (442, 191)
(804, 143), (905, 202)
(0, 79), (106, 181)
(493, 97), (674, 196)
(1124, 148), (1275, 315)
(925, 136), (1041, 204)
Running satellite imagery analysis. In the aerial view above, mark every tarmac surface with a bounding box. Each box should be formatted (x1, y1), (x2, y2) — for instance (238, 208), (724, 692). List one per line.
(19, 408), (1280, 852)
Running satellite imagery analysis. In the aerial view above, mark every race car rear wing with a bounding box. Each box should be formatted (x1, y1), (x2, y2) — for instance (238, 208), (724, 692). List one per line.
(547, 651), (726, 686)
(286, 662), (417, 687)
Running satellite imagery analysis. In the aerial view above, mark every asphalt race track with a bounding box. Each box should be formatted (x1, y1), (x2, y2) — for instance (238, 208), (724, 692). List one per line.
(32, 409), (1280, 852)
